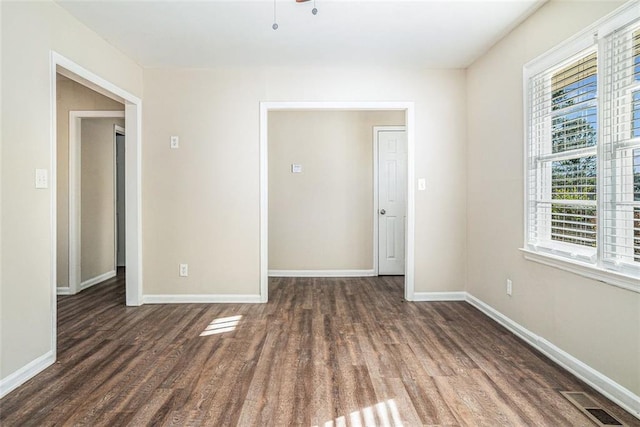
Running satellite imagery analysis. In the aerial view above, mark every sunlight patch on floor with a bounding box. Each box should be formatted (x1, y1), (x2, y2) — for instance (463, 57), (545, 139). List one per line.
(314, 399), (403, 427)
(200, 315), (242, 336)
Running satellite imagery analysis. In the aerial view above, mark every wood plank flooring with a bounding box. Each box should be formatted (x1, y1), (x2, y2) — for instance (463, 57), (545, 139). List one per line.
(1, 271), (638, 426)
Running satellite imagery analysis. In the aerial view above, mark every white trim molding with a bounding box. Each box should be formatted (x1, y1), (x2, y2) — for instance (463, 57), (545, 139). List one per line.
(52, 51), (143, 309)
(79, 270), (117, 291)
(521, 249), (640, 294)
(143, 294), (263, 304)
(268, 269), (376, 278)
(259, 101), (416, 303)
(68, 110), (125, 295)
(466, 293), (640, 419)
(413, 291), (467, 301)
(56, 287), (74, 295)
(404, 105), (416, 301)
(0, 351), (55, 399)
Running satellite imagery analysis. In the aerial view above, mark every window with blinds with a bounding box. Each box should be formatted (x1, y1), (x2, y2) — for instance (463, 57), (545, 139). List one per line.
(601, 25), (640, 275)
(525, 5), (640, 286)
(527, 50), (598, 260)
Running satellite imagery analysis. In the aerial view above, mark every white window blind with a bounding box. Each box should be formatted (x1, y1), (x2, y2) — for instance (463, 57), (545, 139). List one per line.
(601, 25), (640, 275)
(527, 50), (598, 261)
(524, 3), (640, 288)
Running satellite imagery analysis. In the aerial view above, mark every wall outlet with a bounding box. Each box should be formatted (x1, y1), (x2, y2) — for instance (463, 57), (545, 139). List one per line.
(506, 279), (513, 296)
(179, 263), (188, 277)
(170, 136), (179, 149)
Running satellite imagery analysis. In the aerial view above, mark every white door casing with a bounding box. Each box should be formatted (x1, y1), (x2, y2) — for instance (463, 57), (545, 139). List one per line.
(53, 51), (143, 309)
(377, 128), (406, 275)
(67, 111), (125, 294)
(260, 101), (416, 302)
(115, 129), (126, 267)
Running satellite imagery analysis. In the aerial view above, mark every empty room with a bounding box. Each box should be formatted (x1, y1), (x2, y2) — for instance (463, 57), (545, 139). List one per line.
(1, 0), (639, 425)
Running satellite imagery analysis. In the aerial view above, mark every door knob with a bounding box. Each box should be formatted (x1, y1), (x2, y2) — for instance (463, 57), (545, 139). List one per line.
(380, 209), (386, 215)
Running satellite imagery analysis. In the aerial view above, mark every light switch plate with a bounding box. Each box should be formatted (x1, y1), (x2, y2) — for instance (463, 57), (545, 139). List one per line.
(35, 169), (48, 189)
(170, 136), (179, 149)
(179, 263), (188, 277)
(418, 178), (426, 191)
(291, 164), (302, 173)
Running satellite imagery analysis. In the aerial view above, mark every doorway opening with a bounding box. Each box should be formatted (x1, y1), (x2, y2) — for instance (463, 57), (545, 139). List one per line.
(59, 110), (126, 295)
(259, 102), (416, 302)
(51, 52), (143, 360)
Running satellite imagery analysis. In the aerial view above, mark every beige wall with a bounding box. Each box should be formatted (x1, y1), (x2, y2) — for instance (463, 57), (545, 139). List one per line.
(56, 75), (124, 287)
(143, 67), (467, 295)
(467, 0), (639, 396)
(0, 0), (142, 381)
(80, 117), (124, 282)
(268, 111), (404, 271)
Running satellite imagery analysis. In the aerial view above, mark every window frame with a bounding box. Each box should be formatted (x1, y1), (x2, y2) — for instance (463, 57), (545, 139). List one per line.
(522, 1), (640, 294)
(600, 23), (640, 278)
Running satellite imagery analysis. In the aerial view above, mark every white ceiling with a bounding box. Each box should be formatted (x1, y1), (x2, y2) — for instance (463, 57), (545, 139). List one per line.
(56, 0), (545, 69)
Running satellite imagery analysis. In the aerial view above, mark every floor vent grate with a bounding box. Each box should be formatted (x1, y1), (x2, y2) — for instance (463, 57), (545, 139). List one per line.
(561, 391), (624, 426)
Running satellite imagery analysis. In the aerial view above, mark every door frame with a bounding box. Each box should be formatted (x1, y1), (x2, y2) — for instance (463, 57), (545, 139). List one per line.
(50, 52), (143, 346)
(63, 111), (125, 295)
(114, 125), (126, 268)
(373, 125), (407, 276)
(259, 101), (416, 302)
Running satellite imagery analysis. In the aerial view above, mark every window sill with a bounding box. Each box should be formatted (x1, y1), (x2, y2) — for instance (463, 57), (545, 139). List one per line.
(519, 248), (640, 294)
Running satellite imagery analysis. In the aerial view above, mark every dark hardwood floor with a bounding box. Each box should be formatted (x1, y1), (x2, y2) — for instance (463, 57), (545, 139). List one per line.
(1, 271), (638, 426)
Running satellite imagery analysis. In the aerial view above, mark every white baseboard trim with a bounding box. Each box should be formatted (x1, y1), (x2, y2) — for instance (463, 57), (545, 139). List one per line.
(0, 351), (55, 399)
(268, 269), (376, 277)
(80, 270), (117, 291)
(56, 286), (73, 295)
(412, 291), (467, 301)
(143, 294), (263, 304)
(4, 289), (636, 419)
(465, 293), (640, 420)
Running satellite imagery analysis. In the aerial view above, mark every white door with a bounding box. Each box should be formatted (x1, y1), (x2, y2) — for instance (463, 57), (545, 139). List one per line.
(377, 128), (406, 275)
